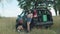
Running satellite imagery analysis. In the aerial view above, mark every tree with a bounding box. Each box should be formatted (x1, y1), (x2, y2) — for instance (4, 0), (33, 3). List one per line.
(17, 0), (32, 10)
(53, 0), (57, 16)
(18, 0), (60, 16)
(56, 0), (60, 15)
(52, 0), (60, 16)
(17, 0), (45, 10)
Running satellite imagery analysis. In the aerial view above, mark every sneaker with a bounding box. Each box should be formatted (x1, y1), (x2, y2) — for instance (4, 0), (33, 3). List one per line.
(17, 30), (20, 32)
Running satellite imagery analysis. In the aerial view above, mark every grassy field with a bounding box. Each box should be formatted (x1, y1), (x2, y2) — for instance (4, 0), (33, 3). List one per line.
(0, 16), (60, 34)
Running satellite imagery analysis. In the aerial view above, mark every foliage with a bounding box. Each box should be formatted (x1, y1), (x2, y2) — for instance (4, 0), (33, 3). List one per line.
(56, 0), (60, 15)
(17, 0), (45, 10)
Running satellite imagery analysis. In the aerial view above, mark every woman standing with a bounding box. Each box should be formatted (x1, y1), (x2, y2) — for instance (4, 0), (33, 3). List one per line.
(27, 10), (33, 32)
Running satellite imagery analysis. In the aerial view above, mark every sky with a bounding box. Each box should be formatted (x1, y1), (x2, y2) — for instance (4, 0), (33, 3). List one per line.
(0, 0), (23, 17)
(0, 0), (56, 17)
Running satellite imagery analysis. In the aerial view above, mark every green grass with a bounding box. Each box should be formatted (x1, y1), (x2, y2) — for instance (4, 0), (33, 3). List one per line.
(0, 16), (60, 34)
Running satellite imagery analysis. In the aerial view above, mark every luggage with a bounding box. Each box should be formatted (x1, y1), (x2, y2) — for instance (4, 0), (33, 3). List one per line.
(43, 15), (47, 22)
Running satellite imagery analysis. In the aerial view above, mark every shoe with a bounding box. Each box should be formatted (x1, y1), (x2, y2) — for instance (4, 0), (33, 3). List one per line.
(26, 30), (30, 33)
(17, 30), (20, 32)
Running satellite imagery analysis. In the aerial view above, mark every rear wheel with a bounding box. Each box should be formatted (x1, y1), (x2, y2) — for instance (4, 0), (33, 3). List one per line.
(45, 25), (52, 29)
(45, 26), (49, 29)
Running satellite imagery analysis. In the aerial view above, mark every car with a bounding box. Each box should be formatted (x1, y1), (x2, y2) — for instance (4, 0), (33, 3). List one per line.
(33, 8), (53, 28)
(16, 8), (53, 29)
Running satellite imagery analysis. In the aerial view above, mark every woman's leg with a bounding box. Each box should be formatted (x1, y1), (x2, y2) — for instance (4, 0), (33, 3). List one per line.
(17, 26), (23, 30)
(27, 18), (32, 32)
(27, 22), (30, 32)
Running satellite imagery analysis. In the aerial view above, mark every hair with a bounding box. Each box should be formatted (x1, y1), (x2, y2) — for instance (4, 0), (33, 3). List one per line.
(28, 10), (32, 14)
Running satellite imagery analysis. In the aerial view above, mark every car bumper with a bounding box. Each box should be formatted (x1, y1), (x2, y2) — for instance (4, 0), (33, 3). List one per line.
(35, 21), (53, 26)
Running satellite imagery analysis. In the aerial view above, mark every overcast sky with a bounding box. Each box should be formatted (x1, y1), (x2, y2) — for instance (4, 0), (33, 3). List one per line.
(0, 0), (23, 17)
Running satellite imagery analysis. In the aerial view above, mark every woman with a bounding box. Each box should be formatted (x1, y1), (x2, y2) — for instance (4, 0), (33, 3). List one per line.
(16, 18), (24, 32)
(27, 10), (33, 32)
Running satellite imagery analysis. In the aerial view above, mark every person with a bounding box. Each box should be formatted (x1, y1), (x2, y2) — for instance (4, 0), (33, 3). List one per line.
(33, 9), (38, 23)
(33, 10), (37, 17)
(16, 18), (24, 32)
(26, 10), (33, 32)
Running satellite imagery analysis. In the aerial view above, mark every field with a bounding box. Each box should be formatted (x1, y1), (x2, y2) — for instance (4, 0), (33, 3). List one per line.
(0, 16), (60, 34)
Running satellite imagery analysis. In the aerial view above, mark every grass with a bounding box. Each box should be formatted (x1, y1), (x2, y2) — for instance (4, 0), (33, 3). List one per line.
(0, 16), (60, 34)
